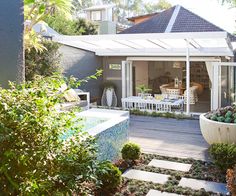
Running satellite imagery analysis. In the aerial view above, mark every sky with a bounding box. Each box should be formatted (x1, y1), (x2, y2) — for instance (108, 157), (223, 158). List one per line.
(147, 0), (236, 33)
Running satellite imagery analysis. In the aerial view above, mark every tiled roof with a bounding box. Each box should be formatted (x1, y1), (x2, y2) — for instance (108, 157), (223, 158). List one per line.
(171, 6), (223, 32)
(120, 7), (175, 34)
(120, 5), (236, 42)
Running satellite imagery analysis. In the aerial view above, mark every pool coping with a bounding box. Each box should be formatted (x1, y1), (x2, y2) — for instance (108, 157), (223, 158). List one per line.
(78, 108), (129, 136)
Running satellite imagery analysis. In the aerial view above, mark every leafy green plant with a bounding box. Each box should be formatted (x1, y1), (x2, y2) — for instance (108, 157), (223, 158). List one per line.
(209, 143), (236, 171)
(136, 84), (152, 94)
(205, 105), (236, 123)
(45, 15), (98, 35)
(130, 109), (193, 120)
(24, 0), (73, 51)
(25, 39), (62, 81)
(0, 75), (100, 195)
(121, 143), (141, 162)
(96, 162), (122, 192)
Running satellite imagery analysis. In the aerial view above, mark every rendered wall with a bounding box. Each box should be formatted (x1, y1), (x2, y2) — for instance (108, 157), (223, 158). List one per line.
(59, 45), (103, 99)
(102, 57), (126, 106)
(0, 0), (24, 87)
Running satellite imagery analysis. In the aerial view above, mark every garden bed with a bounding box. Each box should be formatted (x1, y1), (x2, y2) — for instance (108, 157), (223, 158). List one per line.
(114, 153), (226, 196)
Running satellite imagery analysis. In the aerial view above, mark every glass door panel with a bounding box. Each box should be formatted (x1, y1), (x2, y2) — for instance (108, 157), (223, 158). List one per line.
(220, 66), (236, 107)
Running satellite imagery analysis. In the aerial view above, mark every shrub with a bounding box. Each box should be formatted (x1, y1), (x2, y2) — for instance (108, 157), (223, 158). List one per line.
(205, 105), (236, 123)
(209, 143), (236, 171)
(97, 162), (122, 192)
(25, 39), (62, 81)
(122, 143), (141, 162)
(0, 76), (99, 195)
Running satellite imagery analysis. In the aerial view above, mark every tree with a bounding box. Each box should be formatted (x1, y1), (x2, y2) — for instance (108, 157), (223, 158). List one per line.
(72, 0), (93, 13)
(102, 0), (172, 24)
(144, 0), (172, 14)
(24, 0), (73, 52)
(221, 0), (236, 7)
(45, 15), (98, 35)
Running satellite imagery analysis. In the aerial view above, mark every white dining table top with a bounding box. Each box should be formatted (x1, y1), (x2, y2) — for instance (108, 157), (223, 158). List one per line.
(122, 96), (184, 105)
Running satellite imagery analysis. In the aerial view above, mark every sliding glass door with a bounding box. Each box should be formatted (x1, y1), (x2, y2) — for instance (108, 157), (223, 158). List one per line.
(219, 66), (236, 107)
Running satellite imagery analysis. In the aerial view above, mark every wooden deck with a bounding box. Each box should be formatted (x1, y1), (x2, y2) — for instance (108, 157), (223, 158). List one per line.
(129, 115), (210, 161)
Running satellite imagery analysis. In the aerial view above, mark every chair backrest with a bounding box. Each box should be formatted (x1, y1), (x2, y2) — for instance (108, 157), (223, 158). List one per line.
(166, 88), (180, 95)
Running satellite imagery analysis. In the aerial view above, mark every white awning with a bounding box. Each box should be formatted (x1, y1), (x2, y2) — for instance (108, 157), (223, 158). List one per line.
(54, 32), (234, 57)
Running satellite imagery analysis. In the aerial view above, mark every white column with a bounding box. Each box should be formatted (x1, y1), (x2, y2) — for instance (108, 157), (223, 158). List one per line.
(121, 61), (126, 98)
(128, 61), (133, 96)
(186, 40), (190, 115)
(212, 63), (220, 109)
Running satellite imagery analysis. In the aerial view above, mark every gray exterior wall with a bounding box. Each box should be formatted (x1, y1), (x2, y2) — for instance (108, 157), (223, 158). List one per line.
(0, 0), (24, 87)
(59, 45), (103, 99)
(103, 57), (126, 106)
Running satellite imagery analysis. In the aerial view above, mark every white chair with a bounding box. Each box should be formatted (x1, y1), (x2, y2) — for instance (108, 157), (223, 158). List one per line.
(184, 87), (198, 104)
(166, 88), (180, 98)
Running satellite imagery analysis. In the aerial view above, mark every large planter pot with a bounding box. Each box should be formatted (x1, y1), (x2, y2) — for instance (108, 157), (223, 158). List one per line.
(200, 114), (236, 144)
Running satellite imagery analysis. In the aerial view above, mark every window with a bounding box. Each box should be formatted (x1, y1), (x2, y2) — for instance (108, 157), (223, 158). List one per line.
(91, 11), (102, 21)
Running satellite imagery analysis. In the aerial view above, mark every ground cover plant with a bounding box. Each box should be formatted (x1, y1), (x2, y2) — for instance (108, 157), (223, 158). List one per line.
(130, 109), (194, 120)
(115, 153), (226, 196)
(0, 75), (118, 195)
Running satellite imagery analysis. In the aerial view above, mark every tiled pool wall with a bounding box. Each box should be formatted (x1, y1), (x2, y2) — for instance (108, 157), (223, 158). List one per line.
(95, 118), (129, 161)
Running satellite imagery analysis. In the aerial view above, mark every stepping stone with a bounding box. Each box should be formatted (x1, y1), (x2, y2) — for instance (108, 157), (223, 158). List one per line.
(148, 159), (192, 172)
(178, 177), (227, 195)
(146, 189), (183, 196)
(122, 169), (169, 184)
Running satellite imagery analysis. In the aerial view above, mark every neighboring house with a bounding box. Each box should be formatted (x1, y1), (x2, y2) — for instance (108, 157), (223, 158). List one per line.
(0, 0), (24, 87)
(127, 12), (160, 25)
(53, 5), (236, 114)
(84, 4), (117, 34)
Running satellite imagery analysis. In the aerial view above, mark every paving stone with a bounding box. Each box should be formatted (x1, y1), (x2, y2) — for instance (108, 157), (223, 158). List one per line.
(146, 189), (183, 196)
(122, 169), (170, 184)
(148, 159), (192, 172)
(178, 177), (227, 194)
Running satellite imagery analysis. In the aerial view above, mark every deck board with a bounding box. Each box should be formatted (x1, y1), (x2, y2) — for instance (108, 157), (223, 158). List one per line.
(129, 115), (210, 161)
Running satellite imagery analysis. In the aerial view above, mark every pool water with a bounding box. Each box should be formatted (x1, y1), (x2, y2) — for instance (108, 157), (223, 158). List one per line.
(61, 116), (108, 140)
(79, 116), (108, 131)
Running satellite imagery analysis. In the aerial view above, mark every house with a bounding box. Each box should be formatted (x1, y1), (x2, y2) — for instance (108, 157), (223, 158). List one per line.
(55, 5), (236, 114)
(84, 4), (117, 34)
(127, 12), (160, 25)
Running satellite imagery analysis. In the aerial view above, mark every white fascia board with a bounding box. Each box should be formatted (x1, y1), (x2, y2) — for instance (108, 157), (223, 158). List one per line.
(126, 56), (221, 62)
(95, 47), (233, 57)
(55, 32), (228, 42)
(95, 50), (233, 57)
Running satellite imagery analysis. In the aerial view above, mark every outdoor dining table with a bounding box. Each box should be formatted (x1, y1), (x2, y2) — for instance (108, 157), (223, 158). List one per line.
(121, 96), (184, 112)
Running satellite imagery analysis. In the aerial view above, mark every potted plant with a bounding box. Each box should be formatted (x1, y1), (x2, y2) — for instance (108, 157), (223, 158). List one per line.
(136, 84), (152, 98)
(199, 106), (236, 144)
(101, 82), (117, 107)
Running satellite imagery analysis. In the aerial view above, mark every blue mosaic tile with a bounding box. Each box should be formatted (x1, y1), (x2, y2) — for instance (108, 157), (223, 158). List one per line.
(95, 119), (129, 161)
